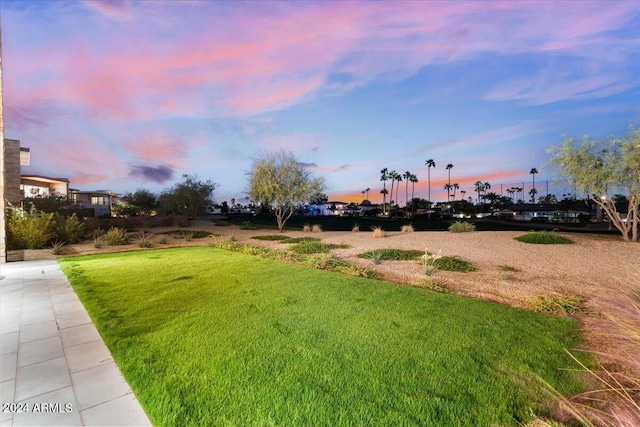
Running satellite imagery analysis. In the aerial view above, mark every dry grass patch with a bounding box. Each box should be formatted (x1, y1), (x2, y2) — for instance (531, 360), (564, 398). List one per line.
(401, 224), (414, 233)
(371, 226), (385, 238)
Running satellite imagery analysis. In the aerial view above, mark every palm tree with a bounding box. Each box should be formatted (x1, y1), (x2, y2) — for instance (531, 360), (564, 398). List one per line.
(380, 188), (388, 212)
(388, 170), (399, 209)
(529, 188), (538, 203)
(409, 174), (418, 216)
(425, 159), (435, 216)
(403, 171), (411, 213)
(530, 168), (538, 201)
(506, 187), (516, 204)
(443, 183), (453, 200)
(361, 190), (365, 202)
(445, 163), (454, 202)
(380, 168), (389, 214)
(452, 183), (460, 200)
(460, 189), (466, 201)
(394, 172), (403, 208)
(474, 180), (484, 204)
(365, 187), (370, 201)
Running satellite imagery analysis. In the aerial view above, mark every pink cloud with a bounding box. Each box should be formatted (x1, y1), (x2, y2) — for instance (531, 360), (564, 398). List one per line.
(126, 131), (188, 163)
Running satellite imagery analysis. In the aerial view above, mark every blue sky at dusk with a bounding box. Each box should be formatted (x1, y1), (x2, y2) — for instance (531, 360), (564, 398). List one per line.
(3, 0), (640, 204)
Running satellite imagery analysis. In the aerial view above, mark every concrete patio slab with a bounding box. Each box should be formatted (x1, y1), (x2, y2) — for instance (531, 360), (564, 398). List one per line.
(0, 260), (151, 426)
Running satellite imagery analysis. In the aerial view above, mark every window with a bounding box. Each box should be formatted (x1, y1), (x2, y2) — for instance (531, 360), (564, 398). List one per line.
(91, 196), (108, 205)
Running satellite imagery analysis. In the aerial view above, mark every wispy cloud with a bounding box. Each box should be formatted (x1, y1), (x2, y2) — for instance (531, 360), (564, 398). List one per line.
(81, 0), (133, 21)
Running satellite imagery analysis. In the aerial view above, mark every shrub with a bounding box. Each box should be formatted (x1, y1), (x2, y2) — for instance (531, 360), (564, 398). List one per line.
(435, 256), (476, 272)
(358, 249), (423, 261)
(183, 231), (194, 241)
(515, 231), (574, 244)
(289, 241), (349, 254)
(352, 223), (360, 232)
(156, 234), (169, 244)
(104, 227), (129, 246)
(6, 206), (55, 249)
(252, 235), (291, 241)
(51, 241), (66, 255)
(303, 223), (312, 232)
(529, 294), (584, 315)
(53, 213), (85, 244)
(167, 230), (212, 239)
(418, 278), (450, 293)
(371, 226), (385, 238)
(93, 236), (105, 249)
(133, 232), (153, 248)
(448, 221), (476, 233)
(212, 219), (231, 226)
(283, 237), (320, 244)
(401, 224), (414, 233)
(312, 224), (322, 233)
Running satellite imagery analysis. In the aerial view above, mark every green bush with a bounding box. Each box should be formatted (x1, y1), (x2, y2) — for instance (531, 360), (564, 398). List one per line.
(251, 235), (291, 241)
(448, 221), (476, 233)
(53, 213), (85, 244)
(514, 231), (573, 244)
(289, 241), (349, 254)
(6, 206), (55, 249)
(358, 249), (423, 261)
(434, 256), (476, 272)
(104, 227), (129, 246)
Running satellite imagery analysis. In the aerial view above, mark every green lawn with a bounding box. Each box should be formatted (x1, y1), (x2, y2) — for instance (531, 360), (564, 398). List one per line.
(60, 247), (587, 426)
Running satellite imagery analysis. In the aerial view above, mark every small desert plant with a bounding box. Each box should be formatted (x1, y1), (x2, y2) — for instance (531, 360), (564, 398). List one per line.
(133, 232), (153, 248)
(156, 234), (169, 244)
(423, 249), (442, 276)
(529, 294), (584, 315)
(401, 224), (414, 233)
(371, 226), (385, 238)
(448, 221), (476, 233)
(228, 233), (237, 242)
(499, 273), (511, 281)
(50, 241), (66, 255)
(369, 251), (384, 265)
(499, 265), (520, 272)
(303, 223), (312, 232)
(93, 228), (105, 239)
(515, 231), (573, 244)
(352, 223), (360, 232)
(312, 224), (322, 233)
(104, 227), (129, 246)
(182, 231), (194, 241)
(93, 236), (105, 249)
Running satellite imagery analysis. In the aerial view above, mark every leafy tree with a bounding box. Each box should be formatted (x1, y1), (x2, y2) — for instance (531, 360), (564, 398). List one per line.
(121, 189), (158, 216)
(158, 174), (216, 219)
(247, 151), (326, 232)
(548, 129), (639, 241)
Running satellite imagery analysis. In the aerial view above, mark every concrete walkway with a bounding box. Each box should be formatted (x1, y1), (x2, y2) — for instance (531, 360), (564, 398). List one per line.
(1, 260), (151, 426)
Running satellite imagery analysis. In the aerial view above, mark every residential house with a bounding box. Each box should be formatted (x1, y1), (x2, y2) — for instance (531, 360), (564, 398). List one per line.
(69, 190), (119, 217)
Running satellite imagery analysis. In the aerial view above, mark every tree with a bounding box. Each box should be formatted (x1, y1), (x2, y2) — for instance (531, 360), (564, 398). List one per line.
(548, 129), (640, 242)
(474, 180), (484, 205)
(425, 159), (435, 218)
(530, 168), (538, 201)
(121, 189), (158, 216)
(158, 174), (216, 219)
(409, 174), (418, 215)
(445, 163), (454, 201)
(403, 171), (412, 213)
(365, 187), (370, 201)
(388, 170), (399, 209)
(451, 183), (459, 200)
(380, 168), (389, 215)
(247, 150), (326, 232)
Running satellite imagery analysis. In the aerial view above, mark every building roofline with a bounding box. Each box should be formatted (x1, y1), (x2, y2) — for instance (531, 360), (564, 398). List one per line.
(21, 174), (70, 184)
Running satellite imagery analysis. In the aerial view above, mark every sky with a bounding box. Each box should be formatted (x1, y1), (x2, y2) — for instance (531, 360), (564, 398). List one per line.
(3, 0), (640, 205)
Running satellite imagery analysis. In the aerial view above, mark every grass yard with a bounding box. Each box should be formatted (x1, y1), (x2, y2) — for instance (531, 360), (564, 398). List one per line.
(60, 247), (587, 426)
